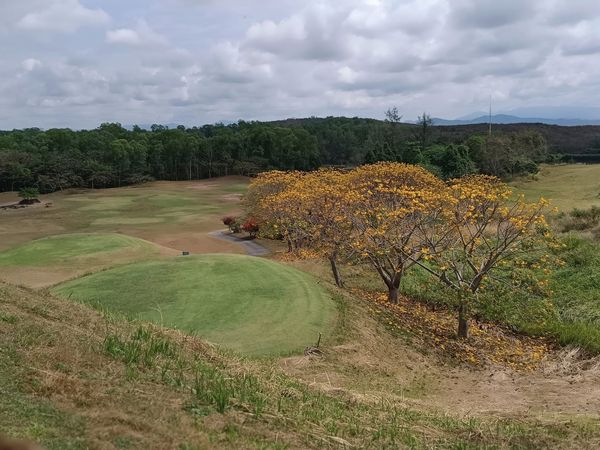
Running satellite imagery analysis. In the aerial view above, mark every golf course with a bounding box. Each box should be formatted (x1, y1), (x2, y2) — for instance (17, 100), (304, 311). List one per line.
(3, 167), (600, 449)
(511, 164), (600, 211)
(52, 254), (335, 356)
(0, 178), (337, 357)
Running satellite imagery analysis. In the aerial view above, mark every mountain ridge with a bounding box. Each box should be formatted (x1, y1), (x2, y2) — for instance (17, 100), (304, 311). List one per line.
(432, 114), (600, 126)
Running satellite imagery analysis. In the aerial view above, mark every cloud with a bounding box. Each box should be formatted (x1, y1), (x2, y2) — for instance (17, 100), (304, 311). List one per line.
(22, 58), (42, 71)
(2, 0), (600, 129)
(106, 19), (168, 46)
(449, 0), (537, 29)
(16, 0), (109, 33)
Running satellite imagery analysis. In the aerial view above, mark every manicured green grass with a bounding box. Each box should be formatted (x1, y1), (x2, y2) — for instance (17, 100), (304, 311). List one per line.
(0, 233), (159, 268)
(511, 164), (600, 212)
(52, 255), (336, 356)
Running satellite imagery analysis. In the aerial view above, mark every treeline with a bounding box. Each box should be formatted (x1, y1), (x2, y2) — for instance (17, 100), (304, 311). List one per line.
(428, 122), (600, 155)
(279, 115), (550, 179)
(1, 117), (550, 193)
(0, 123), (319, 192)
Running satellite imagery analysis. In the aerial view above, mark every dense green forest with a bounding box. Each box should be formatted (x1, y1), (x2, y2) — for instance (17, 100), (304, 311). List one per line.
(0, 117), (559, 193)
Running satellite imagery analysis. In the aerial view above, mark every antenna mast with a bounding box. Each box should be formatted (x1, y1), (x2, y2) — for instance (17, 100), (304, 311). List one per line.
(488, 95), (492, 136)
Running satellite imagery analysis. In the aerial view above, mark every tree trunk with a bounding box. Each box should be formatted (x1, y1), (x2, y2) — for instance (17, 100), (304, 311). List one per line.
(457, 301), (469, 339)
(387, 273), (401, 304)
(329, 256), (344, 288)
(388, 287), (399, 304)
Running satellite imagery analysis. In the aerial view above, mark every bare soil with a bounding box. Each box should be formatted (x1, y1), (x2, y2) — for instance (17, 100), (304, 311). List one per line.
(281, 293), (600, 423)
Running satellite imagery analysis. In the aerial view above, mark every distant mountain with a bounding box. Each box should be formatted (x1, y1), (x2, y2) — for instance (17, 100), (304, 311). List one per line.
(431, 114), (600, 126)
(503, 106), (600, 120)
(455, 111), (489, 121)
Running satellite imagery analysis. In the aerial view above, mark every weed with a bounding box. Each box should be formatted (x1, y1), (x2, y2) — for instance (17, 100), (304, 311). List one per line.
(0, 312), (18, 324)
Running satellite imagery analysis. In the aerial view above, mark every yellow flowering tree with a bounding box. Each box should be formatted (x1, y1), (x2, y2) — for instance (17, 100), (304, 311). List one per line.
(410, 175), (553, 338)
(244, 170), (305, 249)
(347, 162), (447, 304)
(299, 169), (355, 287)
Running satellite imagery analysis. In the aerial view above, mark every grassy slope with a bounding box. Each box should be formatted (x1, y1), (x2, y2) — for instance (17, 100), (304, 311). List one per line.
(542, 236), (600, 352)
(0, 233), (165, 288)
(511, 164), (600, 211)
(0, 233), (159, 267)
(509, 164), (600, 352)
(3, 282), (598, 449)
(52, 255), (336, 356)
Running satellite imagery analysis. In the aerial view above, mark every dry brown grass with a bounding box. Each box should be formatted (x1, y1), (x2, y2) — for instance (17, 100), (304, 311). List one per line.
(0, 177), (248, 254)
(3, 276), (600, 449)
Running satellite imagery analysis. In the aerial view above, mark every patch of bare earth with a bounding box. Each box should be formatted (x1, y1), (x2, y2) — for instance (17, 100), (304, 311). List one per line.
(131, 230), (243, 255)
(280, 288), (600, 422)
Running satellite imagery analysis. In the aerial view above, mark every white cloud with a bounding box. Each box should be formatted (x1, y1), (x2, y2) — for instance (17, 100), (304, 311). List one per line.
(16, 0), (109, 33)
(2, 0), (600, 128)
(22, 58), (42, 72)
(106, 19), (168, 46)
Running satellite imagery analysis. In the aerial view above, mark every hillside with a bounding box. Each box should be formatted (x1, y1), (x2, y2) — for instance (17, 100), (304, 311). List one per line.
(273, 116), (600, 156)
(4, 281), (600, 449)
(3, 173), (600, 448)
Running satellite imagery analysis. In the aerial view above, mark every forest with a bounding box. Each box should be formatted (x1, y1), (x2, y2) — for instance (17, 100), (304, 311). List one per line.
(0, 117), (553, 193)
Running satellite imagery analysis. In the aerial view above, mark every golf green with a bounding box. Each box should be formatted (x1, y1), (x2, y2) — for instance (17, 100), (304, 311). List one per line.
(52, 254), (336, 356)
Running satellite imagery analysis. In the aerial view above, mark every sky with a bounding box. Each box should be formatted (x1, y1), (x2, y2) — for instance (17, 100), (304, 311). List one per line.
(1, 0), (600, 129)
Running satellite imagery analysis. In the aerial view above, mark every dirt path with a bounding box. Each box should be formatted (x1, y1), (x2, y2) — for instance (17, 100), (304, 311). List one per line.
(208, 230), (270, 256)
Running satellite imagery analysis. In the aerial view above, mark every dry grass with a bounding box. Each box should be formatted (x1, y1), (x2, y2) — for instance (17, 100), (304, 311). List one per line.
(0, 177), (248, 254)
(354, 289), (552, 371)
(511, 164), (600, 212)
(4, 282), (600, 449)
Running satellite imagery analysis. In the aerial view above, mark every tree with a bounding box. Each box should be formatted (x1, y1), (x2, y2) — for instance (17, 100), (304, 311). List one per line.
(385, 107), (402, 124)
(242, 219), (260, 237)
(347, 162), (447, 304)
(245, 171), (307, 249)
(292, 169), (354, 287)
(415, 113), (433, 156)
(408, 175), (552, 338)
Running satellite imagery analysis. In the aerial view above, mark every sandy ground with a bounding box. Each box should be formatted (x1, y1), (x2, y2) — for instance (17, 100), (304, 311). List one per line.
(129, 229), (244, 255)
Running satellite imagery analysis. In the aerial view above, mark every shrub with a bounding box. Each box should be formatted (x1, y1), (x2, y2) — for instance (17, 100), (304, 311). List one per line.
(222, 216), (241, 233)
(18, 187), (40, 200)
(559, 206), (600, 233)
(242, 219), (259, 237)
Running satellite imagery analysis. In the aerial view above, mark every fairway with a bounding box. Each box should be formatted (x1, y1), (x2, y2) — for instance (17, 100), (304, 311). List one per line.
(52, 254), (336, 356)
(511, 164), (600, 212)
(0, 177), (249, 255)
(0, 233), (168, 288)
